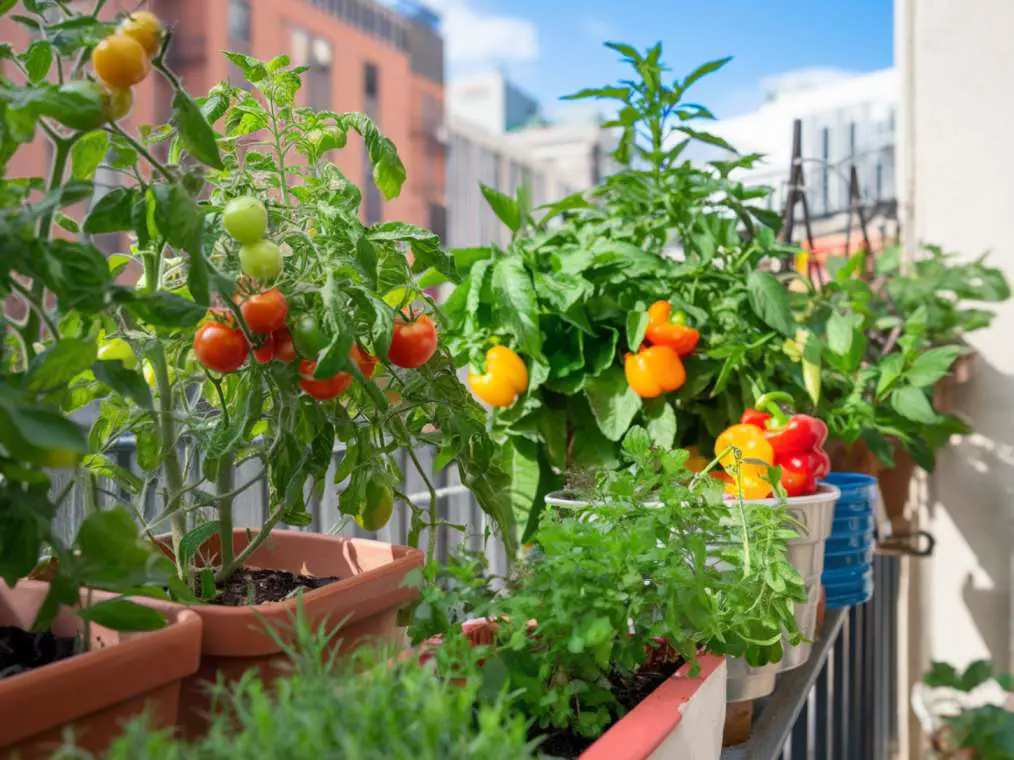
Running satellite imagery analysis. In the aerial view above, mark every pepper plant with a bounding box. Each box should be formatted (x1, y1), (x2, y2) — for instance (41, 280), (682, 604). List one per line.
(1, 0), (513, 619)
(443, 42), (811, 537)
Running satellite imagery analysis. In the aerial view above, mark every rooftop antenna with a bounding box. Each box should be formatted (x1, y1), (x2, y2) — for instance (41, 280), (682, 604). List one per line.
(779, 119), (822, 286)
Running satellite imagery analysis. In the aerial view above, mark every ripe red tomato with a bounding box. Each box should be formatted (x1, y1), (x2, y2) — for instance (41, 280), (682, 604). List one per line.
(253, 334), (275, 364)
(350, 345), (377, 377)
(387, 315), (438, 369)
(298, 359), (352, 400)
(272, 328), (297, 363)
(240, 288), (288, 334)
(193, 321), (248, 373)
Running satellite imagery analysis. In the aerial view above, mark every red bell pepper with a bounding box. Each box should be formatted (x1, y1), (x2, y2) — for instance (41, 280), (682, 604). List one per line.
(739, 392), (830, 497)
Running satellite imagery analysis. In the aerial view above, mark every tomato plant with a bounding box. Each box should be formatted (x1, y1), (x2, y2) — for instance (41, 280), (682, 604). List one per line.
(0, 5), (516, 614)
(388, 315), (438, 368)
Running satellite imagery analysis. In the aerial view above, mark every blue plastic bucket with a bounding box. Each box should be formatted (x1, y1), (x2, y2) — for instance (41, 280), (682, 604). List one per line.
(821, 472), (877, 609)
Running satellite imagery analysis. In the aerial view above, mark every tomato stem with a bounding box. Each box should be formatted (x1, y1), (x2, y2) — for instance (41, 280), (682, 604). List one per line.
(406, 446), (439, 561)
(216, 453), (235, 572)
(107, 121), (175, 182)
(152, 345), (188, 577)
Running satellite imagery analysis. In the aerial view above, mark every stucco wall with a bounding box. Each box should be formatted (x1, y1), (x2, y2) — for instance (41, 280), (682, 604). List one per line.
(897, 0), (1014, 671)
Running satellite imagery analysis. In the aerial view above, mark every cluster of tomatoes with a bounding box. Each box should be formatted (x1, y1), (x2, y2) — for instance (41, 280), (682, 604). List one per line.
(89, 10), (164, 122)
(624, 300), (701, 399)
(192, 196), (440, 401)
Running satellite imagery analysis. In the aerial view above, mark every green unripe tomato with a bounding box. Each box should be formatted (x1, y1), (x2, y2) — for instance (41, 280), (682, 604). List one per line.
(103, 85), (133, 121)
(98, 338), (137, 369)
(239, 240), (283, 281)
(291, 315), (329, 358)
(356, 479), (394, 531)
(223, 196), (268, 243)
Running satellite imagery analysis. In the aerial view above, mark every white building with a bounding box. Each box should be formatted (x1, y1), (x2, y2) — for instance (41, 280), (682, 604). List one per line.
(447, 71), (541, 136)
(445, 116), (578, 249)
(445, 72), (616, 249)
(695, 68), (898, 249)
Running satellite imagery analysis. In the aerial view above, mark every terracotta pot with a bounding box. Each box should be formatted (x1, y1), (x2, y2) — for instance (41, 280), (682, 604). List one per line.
(0, 579), (201, 760)
(878, 444), (917, 523)
(425, 620), (726, 759)
(827, 438), (881, 477)
(148, 528), (422, 738)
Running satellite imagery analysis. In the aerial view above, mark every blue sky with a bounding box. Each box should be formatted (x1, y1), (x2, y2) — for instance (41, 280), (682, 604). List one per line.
(429, 0), (894, 120)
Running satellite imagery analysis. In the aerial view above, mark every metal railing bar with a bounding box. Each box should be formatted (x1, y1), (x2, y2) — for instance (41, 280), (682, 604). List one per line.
(738, 608), (848, 760)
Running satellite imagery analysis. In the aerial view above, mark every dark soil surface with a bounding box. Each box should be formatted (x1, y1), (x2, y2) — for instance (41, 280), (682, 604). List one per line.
(532, 657), (684, 759)
(0, 626), (78, 680)
(208, 568), (340, 606)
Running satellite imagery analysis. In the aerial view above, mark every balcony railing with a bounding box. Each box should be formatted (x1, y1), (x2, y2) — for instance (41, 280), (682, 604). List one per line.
(50, 437), (903, 757)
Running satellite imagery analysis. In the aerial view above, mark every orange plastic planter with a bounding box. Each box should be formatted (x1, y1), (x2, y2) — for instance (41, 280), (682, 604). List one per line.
(0, 580), (201, 760)
(148, 529), (423, 737)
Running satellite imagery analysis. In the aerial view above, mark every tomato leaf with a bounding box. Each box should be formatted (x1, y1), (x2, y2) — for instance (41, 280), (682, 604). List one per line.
(826, 310), (854, 358)
(491, 257), (542, 356)
(338, 112), (405, 199)
(27, 338), (97, 391)
(84, 187), (137, 234)
(20, 40), (52, 83)
(171, 90), (223, 169)
(92, 360), (153, 410)
(5, 406), (86, 452)
(177, 521), (222, 573)
(77, 598), (167, 632)
(126, 292), (206, 328)
(584, 365), (642, 442)
(71, 129), (109, 181)
(505, 437), (540, 544)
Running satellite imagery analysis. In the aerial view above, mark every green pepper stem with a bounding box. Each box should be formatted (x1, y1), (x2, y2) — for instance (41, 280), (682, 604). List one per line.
(754, 391), (794, 429)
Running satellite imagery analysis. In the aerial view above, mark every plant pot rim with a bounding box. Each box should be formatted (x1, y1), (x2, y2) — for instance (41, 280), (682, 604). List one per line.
(580, 654), (725, 760)
(154, 529), (423, 615)
(737, 482), (841, 507)
(146, 528), (423, 657)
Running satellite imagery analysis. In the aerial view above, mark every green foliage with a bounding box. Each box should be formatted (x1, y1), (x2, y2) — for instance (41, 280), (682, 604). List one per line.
(57, 624), (536, 760)
(445, 42), (811, 537)
(410, 439), (805, 741)
(0, 2), (512, 636)
(923, 660), (1014, 760)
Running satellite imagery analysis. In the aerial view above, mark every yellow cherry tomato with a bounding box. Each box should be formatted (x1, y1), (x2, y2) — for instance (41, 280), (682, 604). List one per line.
(98, 338), (138, 369)
(117, 10), (163, 57)
(92, 34), (151, 88)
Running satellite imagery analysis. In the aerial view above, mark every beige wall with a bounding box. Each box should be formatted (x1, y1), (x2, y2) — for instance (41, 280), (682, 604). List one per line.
(897, 0), (1014, 675)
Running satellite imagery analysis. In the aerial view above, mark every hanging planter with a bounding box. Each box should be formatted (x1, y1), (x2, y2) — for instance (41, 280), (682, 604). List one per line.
(0, 580), (201, 760)
(142, 530), (422, 737)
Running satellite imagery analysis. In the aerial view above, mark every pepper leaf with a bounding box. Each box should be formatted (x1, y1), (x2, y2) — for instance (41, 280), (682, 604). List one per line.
(584, 365), (642, 442)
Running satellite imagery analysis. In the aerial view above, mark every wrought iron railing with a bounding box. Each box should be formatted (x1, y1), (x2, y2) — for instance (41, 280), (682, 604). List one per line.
(723, 554), (902, 759)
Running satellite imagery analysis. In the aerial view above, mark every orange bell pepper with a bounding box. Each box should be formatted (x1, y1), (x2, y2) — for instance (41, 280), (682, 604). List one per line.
(646, 301), (700, 357)
(715, 423), (775, 500)
(624, 345), (686, 398)
(467, 345), (528, 407)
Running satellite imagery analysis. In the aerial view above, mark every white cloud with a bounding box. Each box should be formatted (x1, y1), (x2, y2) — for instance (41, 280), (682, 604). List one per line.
(760, 67), (857, 101)
(426, 0), (538, 68)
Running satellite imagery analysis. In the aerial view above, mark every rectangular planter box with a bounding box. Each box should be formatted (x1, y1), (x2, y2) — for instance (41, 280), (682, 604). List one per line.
(421, 619), (726, 759)
(0, 579), (202, 760)
(146, 529), (423, 737)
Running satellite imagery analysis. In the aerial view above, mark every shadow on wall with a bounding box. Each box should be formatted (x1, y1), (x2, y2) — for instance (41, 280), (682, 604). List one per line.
(927, 357), (1014, 666)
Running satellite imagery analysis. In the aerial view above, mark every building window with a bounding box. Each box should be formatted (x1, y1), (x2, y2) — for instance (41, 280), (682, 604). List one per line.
(309, 37), (333, 110)
(364, 63), (379, 104)
(228, 0), (251, 43)
(820, 127), (830, 213)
